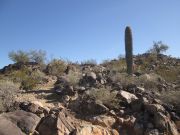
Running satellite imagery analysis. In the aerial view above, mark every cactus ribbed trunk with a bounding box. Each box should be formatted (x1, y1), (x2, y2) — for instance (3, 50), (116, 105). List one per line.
(125, 26), (133, 75)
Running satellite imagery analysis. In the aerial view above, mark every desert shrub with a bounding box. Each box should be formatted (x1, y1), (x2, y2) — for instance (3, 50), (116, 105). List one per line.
(85, 88), (119, 109)
(46, 59), (67, 76)
(160, 91), (180, 113)
(20, 77), (37, 90)
(110, 72), (135, 86)
(147, 41), (169, 55)
(10, 68), (29, 83)
(29, 50), (46, 64)
(0, 80), (19, 112)
(8, 49), (47, 64)
(155, 66), (180, 82)
(66, 71), (82, 86)
(109, 72), (161, 91)
(9, 50), (30, 63)
(103, 59), (126, 73)
(31, 70), (47, 84)
(10, 68), (46, 90)
(81, 59), (97, 66)
(136, 54), (157, 72)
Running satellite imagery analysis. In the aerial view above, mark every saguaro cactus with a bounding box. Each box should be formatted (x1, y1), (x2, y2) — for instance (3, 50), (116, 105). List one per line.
(125, 26), (133, 75)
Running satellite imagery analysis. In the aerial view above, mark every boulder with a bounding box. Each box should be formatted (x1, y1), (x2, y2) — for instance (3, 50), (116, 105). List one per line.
(117, 90), (138, 104)
(57, 111), (76, 134)
(133, 122), (144, 135)
(136, 87), (145, 93)
(74, 125), (119, 135)
(75, 99), (109, 115)
(38, 109), (77, 135)
(144, 129), (160, 135)
(87, 72), (97, 80)
(126, 84), (137, 93)
(20, 101), (46, 117)
(145, 104), (165, 114)
(131, 98), (143, 112)
(154, 112), (179, 135)
(0, 110), (40, 135)
(80, 72), (97, 87)
(38, 114), (58, 135)
(124, 116), (136, 127)
(175, 120), (180, 131)
(88, 115), (116, 128)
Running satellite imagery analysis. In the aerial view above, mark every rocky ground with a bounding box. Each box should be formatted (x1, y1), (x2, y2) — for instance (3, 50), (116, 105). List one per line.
(0, 54), (180, 135)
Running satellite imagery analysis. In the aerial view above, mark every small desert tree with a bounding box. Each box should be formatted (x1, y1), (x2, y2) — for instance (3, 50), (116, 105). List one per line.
(8, 50), (30, 63)
(9, 50), (47, 64)
(29, 50), (46, 64)
(148, 41), (169, 55)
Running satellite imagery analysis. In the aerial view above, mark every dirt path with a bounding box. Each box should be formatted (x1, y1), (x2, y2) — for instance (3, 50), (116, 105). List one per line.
(16, 77), (58, 108)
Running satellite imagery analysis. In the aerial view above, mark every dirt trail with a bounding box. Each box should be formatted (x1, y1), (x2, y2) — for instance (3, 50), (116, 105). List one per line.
(16, 77), (57, 108)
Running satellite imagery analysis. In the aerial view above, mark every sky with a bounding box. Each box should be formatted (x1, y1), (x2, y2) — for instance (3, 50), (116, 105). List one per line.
(0, 0), (180, 68)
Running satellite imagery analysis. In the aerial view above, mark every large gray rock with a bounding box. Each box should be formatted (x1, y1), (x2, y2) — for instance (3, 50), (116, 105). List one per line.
(117, 90), (138, 104)
(0, 110), (40, 135)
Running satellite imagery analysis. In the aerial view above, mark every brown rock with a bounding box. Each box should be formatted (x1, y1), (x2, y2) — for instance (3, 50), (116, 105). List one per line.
(154, 112), (179, 135)
(124, 116), (136, 127)
(89, 115), (116, 128)
(57, 111), (76, 134)
(38, 114), (57, 135)
(74, 125), (119, 135)
(145, 104), (165, 114)
(175, 120), (180, 131)
(0, 110), (40, 135)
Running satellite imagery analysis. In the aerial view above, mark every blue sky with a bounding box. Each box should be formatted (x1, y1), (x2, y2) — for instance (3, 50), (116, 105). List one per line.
(0, 0), (180, 68)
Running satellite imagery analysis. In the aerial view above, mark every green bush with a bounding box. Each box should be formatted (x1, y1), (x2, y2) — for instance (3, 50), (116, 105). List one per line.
(10, 68), (46, 90)
(8, 50), (30, 63)
(20, 77), (37, 90)
(8, 49), (46, 64)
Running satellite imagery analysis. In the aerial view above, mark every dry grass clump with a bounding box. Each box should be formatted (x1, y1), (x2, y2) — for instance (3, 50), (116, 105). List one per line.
(160, 91), (180, 113)
(110, 72), (135, 86)
(0, 80), (19, 112)
(66, 71), (82, 86)
(85, 87), (119, 109)
(46, 58), (67, 76)
(155, 66), (180, 82)
(102, 59), (126, 73)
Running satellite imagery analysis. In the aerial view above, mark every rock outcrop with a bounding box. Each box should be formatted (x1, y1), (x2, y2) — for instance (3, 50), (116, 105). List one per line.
(0, 110), (40, 135)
